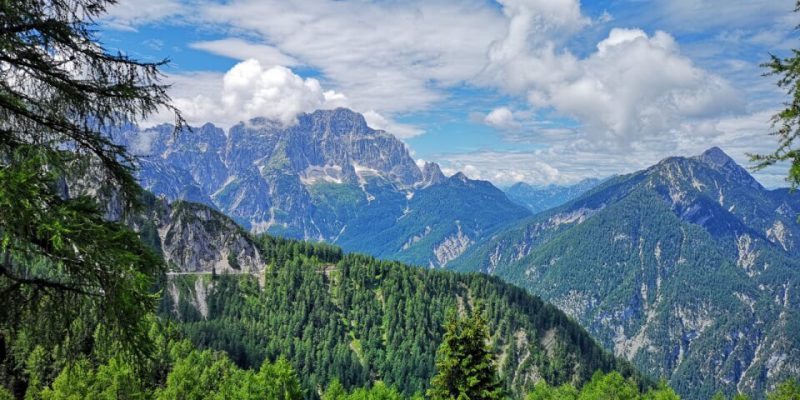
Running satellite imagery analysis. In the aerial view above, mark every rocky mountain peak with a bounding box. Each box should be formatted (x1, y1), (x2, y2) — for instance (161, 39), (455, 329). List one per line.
(696, 146), (735, 169)
(304, 108), (371, 137)
(116, 108), (531, 265)
(693, 146), (762, 190)
(420, 161), (446, 187)
(451, 171), (469, 182)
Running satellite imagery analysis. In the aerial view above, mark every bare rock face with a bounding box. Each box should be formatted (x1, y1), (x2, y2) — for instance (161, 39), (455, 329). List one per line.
(156, 202), (262, 274)
(61, 159), (265, 276)
(419, 161), (446, 188)
(432, 223), (471, 268)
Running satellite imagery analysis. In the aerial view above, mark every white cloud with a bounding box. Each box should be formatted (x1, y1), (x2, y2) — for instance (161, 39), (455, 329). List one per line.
(115, 0), (748, 149)
(485, 5), (744, 147)
(362, 110), (424, 139)
(437, 108), (787, 187)
(103, 0), (184, 31)
(438, 151), (565, 185)
(164, 59), (347, 127)
(555, 28), (741, 142)
(108, 0), (790, 187)
(190, 39), (300, 67)
(196, 0), (506, 114)
(484, 107), (521, 129)
(597, 10), (614, 24)
(150, 61), (419, 141)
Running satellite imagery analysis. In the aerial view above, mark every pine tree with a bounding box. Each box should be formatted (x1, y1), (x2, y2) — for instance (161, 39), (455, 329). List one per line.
(427, 307), (504, 400)
(0, 0), (181, 393)
(768, 379), (800, 400)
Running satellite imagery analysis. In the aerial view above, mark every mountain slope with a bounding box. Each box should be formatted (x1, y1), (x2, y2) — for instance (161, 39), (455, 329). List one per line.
(152, 206), (643, 396)
(453, 147), (800, 398)
(505, 178), (602, 214)
(115, 108), (530, 267)
(95, 190), (639, 397)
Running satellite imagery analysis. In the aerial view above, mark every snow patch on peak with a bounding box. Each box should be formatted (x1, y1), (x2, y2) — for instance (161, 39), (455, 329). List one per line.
(300, 165), (344, 185)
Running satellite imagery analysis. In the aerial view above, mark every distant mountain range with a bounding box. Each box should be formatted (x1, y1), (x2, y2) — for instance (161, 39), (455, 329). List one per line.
(504, 178), (603, 214)
(115, 108), (530, 268)
(453, 147), (800, 398)
(116, 109), (800, 398)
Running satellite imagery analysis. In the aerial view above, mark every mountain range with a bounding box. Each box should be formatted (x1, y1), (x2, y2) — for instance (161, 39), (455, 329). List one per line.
(114, 108), (529, 268)
(453, 147), (800, 397)
(504, 178), (603, 214)
(116, 108), (800, 398)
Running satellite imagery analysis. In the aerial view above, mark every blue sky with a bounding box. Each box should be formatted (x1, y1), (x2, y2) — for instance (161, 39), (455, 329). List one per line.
(99, 0), (798, 187)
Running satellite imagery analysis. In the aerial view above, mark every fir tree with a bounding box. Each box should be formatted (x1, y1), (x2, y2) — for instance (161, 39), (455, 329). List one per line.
(427, 307), (504, 400)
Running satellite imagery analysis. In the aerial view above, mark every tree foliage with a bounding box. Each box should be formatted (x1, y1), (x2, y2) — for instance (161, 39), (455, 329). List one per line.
(22, 320), (305, 400)
(767, 379), (800, 400)
(164, 236), (639, 397)
(753, 1), (800, 187)
(427, 308), (504, 400)
(0, 0), (180, 395)
(0, 0), (181, 197)
(322, 380), (417, 400)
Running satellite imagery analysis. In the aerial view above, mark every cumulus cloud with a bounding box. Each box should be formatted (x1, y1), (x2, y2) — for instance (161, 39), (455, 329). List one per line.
(196, 0), (506, 114)
(438, 151), (564, 185)
(550, 28), (741, 143)
(484, 107), (521, 129)
(118, 0), (747, 149)
(437, 108), (786, 187)
(110, 0), (787, 187)
(484, 0), (744, 148)
(168, 59), (347, 127)
(150, 60), (420, 140)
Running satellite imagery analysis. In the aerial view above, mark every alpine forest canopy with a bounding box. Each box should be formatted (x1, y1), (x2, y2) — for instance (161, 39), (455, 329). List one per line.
(0, 0), (181, 393)
(160, 231), (643, 398)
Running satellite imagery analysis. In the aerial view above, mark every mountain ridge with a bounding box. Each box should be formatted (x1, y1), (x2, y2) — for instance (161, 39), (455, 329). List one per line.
(504, 178), (604, 215)
(115, 108), (530, 268)
(453, 147), (800, 398)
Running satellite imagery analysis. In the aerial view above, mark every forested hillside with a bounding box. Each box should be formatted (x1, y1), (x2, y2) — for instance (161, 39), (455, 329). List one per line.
(156, 209), (641, 397)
